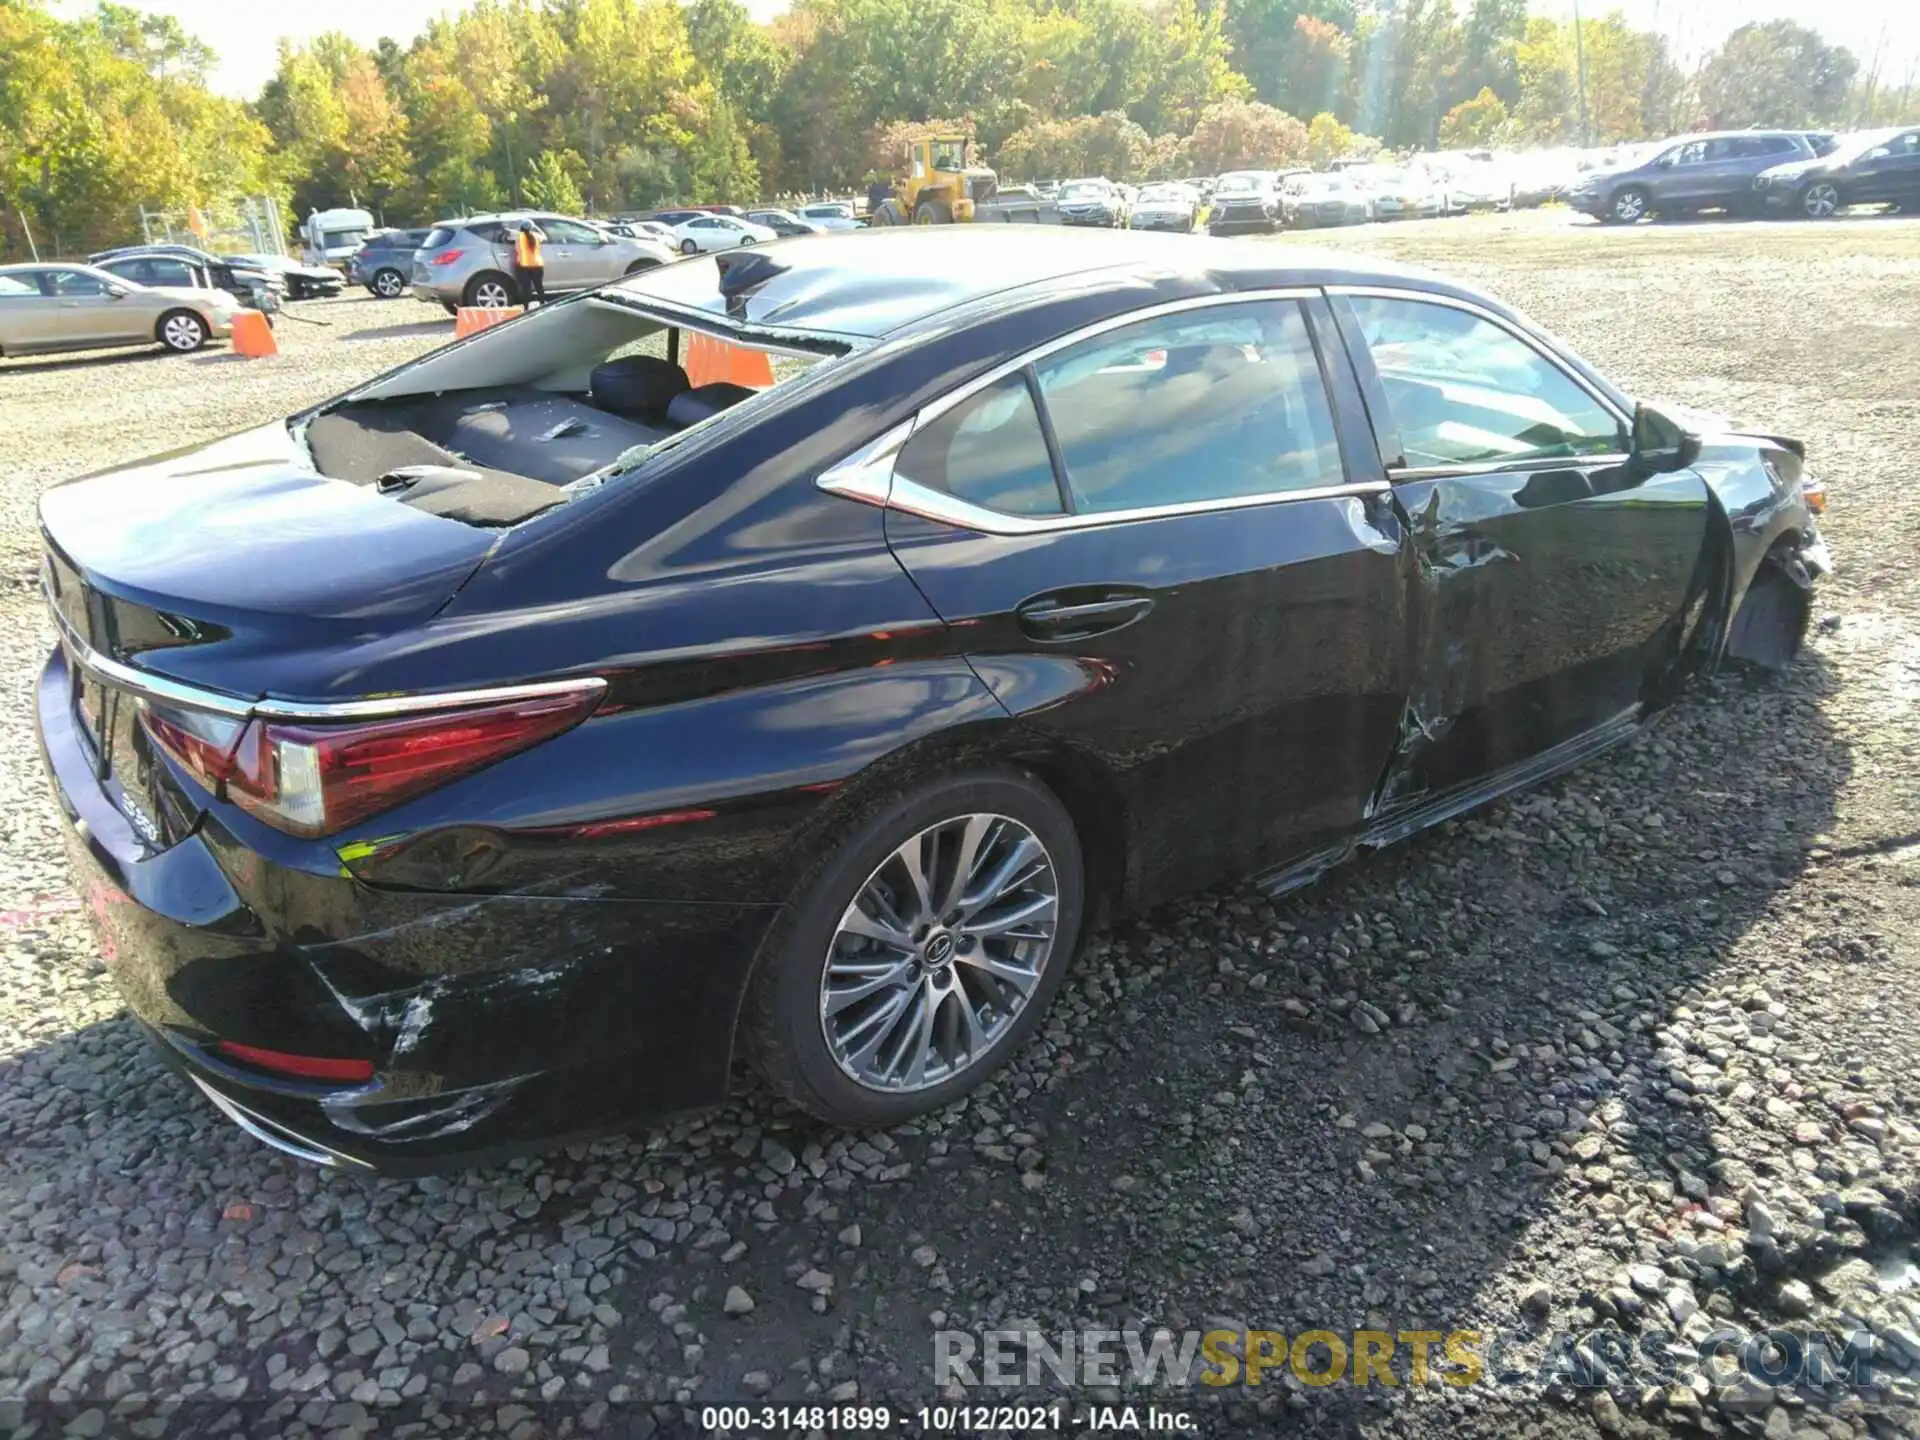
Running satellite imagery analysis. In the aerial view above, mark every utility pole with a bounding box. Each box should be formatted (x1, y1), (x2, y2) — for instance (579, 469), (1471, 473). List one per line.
(1572, 0), (1591, 146)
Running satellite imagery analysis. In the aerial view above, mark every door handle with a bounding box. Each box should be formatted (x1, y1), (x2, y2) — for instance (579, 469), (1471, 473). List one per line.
(1016, 592), (1154, 642)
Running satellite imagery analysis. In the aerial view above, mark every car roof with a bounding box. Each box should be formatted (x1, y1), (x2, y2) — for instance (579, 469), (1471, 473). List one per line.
(612, 226), (1452, 341)
(1661, 129), (1806, 144)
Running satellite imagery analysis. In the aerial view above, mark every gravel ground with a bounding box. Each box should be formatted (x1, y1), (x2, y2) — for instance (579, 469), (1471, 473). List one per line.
(1, 213), (1917, 1440)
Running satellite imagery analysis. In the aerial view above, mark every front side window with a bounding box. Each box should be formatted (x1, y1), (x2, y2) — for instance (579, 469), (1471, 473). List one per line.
(1033, 301), (1344, 514)
(896, 372), (1063, 517)
(1346, 296), (1624, 468)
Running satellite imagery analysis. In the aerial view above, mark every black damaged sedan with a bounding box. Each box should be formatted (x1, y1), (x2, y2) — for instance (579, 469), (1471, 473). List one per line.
(36, 229), (1830, 1170)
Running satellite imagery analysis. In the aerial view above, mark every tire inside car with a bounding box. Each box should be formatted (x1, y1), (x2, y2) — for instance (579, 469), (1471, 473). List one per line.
(743, 769), (1085, 1128)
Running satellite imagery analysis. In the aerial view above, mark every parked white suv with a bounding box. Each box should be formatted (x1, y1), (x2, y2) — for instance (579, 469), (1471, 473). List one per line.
(411, 211), (676, 311)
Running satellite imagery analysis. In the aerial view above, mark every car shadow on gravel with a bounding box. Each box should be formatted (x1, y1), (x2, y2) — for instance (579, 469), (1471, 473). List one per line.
(675, 659), (1855, 1433)
(0, 347), (172, 375)
(0, 660), (1850, 1437)
(344, 319), (453, 342)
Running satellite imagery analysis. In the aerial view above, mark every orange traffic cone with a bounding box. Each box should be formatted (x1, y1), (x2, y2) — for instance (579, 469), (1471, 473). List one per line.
(684, 330), (775, 389)
(230, 309), (277, 358)
(454, 305), (522, 338)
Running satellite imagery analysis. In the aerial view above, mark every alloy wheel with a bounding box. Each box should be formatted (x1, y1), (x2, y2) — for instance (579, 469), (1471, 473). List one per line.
(374, 270), (404, 297)
(1802, 183), (1840, 220)
(820, 813), (1058, 1093)
(472, 279), (512, 308)
(1612, 189), (1646, 222)
(161, 314), (205, 351)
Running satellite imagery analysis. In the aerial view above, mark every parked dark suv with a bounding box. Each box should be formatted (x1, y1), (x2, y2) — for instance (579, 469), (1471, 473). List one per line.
(350, 229), (431, 299)
(1754, 126), (1920, 219)
(1565, 131), (1815, 223)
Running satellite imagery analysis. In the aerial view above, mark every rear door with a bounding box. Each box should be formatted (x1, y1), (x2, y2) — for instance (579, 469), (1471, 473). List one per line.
(877, 295), (1413, 902)
(0, 270), (51, 351)
(1330, 287), (1711, 801)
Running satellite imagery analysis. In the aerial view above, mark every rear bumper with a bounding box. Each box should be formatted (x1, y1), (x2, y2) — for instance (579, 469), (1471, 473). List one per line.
(36, 646), (780, 1172)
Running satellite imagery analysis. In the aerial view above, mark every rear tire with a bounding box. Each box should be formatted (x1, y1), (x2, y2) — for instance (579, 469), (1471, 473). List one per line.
(156, 310), (208, 353)
(744, 769), (1084, 1128)
(372, 268), (406, 298)
(463, 272), (517, 308)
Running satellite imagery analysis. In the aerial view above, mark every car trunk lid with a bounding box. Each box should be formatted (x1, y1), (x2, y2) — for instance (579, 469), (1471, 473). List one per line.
(41, 422), (498, 841)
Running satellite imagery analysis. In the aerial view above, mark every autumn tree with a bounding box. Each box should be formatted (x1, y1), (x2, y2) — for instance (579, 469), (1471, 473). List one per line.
(1440, 85), (1507, 147)
(1185, 98), (1309, 172)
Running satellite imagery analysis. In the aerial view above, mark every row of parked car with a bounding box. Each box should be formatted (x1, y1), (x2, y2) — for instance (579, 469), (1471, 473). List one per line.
(1563, 124), (1920, 223)
(0, 238), (365, 359)
(343, 202), (867, 310)
(1034, 122), (1920, 235)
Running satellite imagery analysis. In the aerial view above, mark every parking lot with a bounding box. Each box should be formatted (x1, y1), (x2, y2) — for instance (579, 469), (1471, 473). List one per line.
(2, 209), (1918, 1439)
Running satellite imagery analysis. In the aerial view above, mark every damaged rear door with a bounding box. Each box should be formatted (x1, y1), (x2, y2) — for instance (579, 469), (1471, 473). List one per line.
(1328, 288), (1711, 802)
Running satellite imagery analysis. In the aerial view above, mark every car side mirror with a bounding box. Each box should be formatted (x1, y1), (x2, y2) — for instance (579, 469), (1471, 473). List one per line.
(103, 285), (129, 299)
(1629, 401), (1700, 475)
(1655, 154), (1675, 168)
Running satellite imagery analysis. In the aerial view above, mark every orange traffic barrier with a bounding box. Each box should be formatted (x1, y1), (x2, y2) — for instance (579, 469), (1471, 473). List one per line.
(684, 330), (775, 389)
(230, 309), (277, 358)
(454, 305), (522, 338)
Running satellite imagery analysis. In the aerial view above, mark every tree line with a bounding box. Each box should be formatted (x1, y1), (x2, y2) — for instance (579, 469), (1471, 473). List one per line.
(2, 0), (1916, 255)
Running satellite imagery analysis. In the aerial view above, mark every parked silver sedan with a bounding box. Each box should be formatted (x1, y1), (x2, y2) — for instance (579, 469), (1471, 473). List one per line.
(0, 263), (236, 358)
(410, 211), (676, 311)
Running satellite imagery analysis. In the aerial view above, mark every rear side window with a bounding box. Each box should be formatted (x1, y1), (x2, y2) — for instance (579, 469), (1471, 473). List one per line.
(421, 227), (456, 249)
(1346, 295), (1624, 468)
(147, 259), (196, 287)
(1032, 301), (1344, 513)
(896, 373), (1063, 517)
(0, 274), (37, 297)
(468, 222), (507, 243)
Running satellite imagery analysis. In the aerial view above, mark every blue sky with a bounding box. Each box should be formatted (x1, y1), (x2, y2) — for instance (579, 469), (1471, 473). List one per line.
(49, 0), (1920, 100)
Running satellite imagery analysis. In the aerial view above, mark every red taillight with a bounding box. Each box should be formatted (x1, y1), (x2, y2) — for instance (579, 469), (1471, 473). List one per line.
(143, 688), (600, 839)
(427, 248), (465, 266)
(140, 704), (245, 794)
(226, 690), (600, 838)
(215, 1041), (374, 1083)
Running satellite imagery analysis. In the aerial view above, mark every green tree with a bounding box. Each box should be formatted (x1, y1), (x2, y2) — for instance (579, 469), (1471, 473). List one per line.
(1697, 20), (1859, 130)
(522, 148), (585, 211)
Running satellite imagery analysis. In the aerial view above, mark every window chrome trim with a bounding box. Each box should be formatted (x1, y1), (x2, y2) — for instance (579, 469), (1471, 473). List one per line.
(816, 287), (1393, 535)
(47, 590), (607, 723)
(1392, 453), (1632, 483)
(884, 473), (1391, 536)
(1323, 283), (1633, 432)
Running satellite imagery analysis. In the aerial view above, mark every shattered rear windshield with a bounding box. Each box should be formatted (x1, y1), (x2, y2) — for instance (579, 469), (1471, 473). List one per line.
(300, 290), (848, 527)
